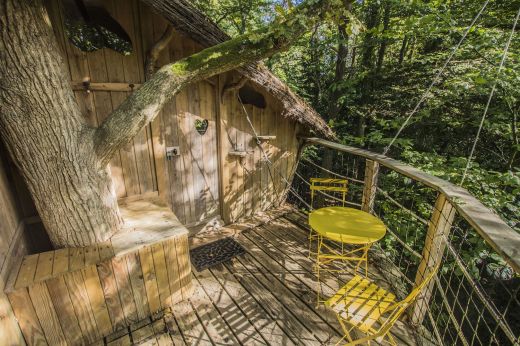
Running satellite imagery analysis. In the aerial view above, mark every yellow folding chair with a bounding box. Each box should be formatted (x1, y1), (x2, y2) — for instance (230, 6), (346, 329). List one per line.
(325, 265), (440, 346)
(308, 177), (348, 256)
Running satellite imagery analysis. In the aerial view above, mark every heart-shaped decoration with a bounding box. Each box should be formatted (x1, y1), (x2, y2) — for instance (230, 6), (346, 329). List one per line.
(195, 119), (209, 135)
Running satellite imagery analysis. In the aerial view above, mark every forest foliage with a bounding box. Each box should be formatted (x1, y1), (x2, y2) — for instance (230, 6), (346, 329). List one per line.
(194, 0), (520, 235)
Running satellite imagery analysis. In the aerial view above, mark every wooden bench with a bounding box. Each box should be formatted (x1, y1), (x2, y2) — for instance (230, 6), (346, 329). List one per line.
(4, 197), (193, 345)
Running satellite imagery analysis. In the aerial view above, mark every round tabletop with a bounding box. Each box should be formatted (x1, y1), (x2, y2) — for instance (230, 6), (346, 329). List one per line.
(309, 206), (386, 244)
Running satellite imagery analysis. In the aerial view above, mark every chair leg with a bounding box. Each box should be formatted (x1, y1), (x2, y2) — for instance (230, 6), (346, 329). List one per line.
(315, 235), (324, 307)
(308, 229), (313, 259)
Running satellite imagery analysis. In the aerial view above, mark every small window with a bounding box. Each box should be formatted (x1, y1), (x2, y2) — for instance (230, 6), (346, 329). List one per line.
(62, 0), (132, 55)
(238, 85), (266, 109)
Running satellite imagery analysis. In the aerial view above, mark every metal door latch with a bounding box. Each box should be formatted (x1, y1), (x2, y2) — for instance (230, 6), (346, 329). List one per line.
(166, 146), (180, 160)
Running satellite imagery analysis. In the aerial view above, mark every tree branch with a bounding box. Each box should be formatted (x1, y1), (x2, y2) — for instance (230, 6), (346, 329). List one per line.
(140, 0), (337, 139)
(94, 0), (341, 166)
(145, 26), (175, 80)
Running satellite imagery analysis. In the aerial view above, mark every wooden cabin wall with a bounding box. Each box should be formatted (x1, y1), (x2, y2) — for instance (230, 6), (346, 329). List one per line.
(0, 146), (31, 345)
(45, 0), (158, 199)
(218, 73), (301, 224)
(43, 0), (302, 227)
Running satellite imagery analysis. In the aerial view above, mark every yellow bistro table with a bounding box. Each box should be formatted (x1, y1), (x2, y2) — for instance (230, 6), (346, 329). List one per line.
(309, 206), (387, 304)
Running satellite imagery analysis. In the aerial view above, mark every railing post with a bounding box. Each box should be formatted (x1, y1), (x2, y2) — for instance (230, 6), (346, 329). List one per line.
(361, 159), (379, 213)
(411, 193), (456, 325)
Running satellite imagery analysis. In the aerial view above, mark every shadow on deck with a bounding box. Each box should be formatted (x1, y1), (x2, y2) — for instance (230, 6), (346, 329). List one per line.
(104, 211), (428, 345)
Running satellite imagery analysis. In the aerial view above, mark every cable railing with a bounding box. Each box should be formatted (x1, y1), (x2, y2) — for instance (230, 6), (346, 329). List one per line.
(288, 138), (520, 346)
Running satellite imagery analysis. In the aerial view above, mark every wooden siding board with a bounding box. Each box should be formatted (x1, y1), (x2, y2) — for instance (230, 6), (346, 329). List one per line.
(8, 288), (48, 345)
(97, 261), (127, 331)
(28, 282), (68, 345)
(139, 246), (161, 315)
(150, 243), (172, 309)
(83, 265), (113, 337)
(163, 239), (182, 305)
(65, 270), (100, 343)
(46, 276), (86, 345)
(111, 256), (139, 325)
(125, 252), (150, 321)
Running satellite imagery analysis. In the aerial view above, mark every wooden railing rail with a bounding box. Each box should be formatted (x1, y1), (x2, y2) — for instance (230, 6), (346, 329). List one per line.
(303, 137), (520, 274)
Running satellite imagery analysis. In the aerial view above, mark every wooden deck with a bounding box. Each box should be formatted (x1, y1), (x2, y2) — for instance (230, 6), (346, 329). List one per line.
(102, 212), (419, 345)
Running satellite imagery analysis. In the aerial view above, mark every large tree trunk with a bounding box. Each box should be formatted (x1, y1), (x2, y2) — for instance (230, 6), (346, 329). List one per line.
(0, 0), (122, 246)
(0, 0), (341, 247)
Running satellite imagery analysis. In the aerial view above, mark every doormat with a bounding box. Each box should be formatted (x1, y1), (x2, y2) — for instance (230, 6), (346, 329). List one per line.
(190, 237), (246, 271)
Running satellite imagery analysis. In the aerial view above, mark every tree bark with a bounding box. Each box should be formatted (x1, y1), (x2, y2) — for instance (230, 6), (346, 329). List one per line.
(0, 0), (341, 247)
(376, 1), (391, 73)
(0, 0), (122, 247)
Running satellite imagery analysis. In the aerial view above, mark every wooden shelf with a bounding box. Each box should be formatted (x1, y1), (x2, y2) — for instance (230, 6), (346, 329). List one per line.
(256, 135), (276, 141)
(229, 151), (247, 158)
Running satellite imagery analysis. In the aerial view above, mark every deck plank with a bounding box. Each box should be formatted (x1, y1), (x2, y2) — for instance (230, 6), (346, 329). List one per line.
(171, 300), (212, 345)
(240, 230), (343, 339)
(192, 268), (267, 345)
(209, 264), (296, 346)
(189, 273), (241, 345)
(223, 257), (322, 345)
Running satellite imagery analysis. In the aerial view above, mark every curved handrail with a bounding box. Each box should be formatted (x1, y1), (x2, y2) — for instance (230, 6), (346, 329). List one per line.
(304, 137), (520, 273)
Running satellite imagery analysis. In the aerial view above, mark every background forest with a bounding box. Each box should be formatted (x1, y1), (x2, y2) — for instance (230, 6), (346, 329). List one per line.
(194, 0), (520, 235)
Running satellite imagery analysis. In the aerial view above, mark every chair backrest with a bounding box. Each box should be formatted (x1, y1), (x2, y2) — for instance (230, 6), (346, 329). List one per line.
(309, 178), (348, 208)
(379, 264), (441, 334)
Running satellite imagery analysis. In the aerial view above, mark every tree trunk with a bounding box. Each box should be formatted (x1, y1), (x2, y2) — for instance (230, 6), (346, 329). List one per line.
(0, 0), (341, 247)
(322, 19), (350, 175)
(376, 1), (391, 73)
(0, 0), (122, 247)
(398, 35), (409, 65)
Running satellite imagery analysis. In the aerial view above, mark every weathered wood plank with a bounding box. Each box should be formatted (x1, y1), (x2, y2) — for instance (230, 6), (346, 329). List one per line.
(163, 310), (187, 345)
(174, 236), (192, 299)
(65, 270), (100, 343)
(46, 276), (86, 345)
(28, 282), (67, 345)
(193, 268), (266, 345)
(8, 288), (48, 345)
(211, 263), (297, 346)
(139, 246), (161, 315)
(237, 236), (341, 344)
(34, 251), (54, 282)
(14, 254), (39, 289)
(188, 273), (241, 345)
(163, 239), (182, 305)
(112, 256), (139, 325)
(125, 252), (150, 321)
(150, 243), (172, 309)
(223, 259), (321, 345)
(97, 261), (126, 332)
(171, 300), (212, 345)
(83, 265), (113, 337)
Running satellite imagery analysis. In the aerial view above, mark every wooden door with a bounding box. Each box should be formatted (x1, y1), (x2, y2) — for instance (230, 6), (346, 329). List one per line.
(164, 81), (220, 226)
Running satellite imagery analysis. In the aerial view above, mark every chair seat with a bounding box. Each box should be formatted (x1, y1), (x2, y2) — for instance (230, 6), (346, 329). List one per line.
(325, 275), (396, 332)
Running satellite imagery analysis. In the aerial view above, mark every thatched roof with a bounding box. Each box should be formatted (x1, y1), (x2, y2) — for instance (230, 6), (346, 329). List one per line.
(141, 0), (335, 139)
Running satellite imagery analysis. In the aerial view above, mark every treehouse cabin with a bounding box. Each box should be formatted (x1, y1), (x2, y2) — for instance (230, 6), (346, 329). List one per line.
(1, 1), (519, 346)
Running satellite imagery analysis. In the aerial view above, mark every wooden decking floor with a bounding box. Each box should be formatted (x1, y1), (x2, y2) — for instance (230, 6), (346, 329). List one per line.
(103, 213), (420, 345)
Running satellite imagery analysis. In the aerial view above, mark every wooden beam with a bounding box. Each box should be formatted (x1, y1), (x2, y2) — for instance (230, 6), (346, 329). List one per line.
(411, 193), (455, 325)
(303, 137), (520, 274)
(361, 159), (379, 213)
(71, 82), (142, 92)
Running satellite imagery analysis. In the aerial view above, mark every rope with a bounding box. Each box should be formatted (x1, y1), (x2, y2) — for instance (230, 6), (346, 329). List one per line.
(300, 157), (364, 184)
(236, 95), (312, 210)
(383, 0), (490, 155)
(460, 7), (520, 185)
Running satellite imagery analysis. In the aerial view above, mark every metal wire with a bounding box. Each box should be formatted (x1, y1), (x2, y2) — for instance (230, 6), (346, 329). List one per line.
(383, 0), (490, 155)
(460, 6), (520, 185)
